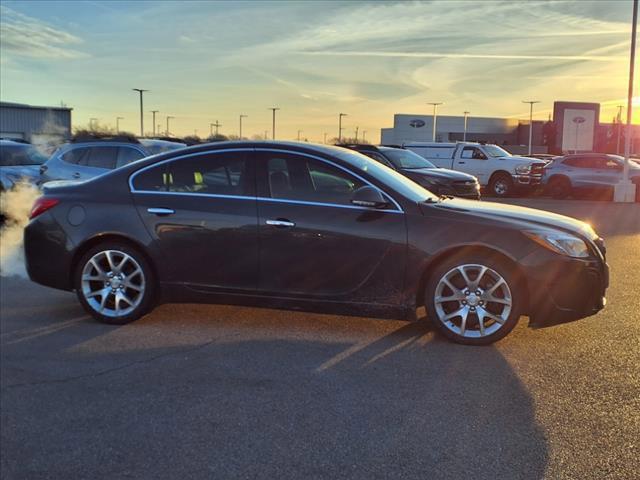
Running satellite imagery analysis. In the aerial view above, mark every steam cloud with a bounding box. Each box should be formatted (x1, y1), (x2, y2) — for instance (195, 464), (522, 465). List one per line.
(0, 183), (40, 278)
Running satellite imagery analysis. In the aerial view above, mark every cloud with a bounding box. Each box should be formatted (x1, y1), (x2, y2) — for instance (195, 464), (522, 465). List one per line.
(0, 6), (87, 59)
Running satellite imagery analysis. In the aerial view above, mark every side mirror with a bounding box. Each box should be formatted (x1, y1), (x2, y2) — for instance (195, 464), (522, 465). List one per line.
(351, 186), (389, 209)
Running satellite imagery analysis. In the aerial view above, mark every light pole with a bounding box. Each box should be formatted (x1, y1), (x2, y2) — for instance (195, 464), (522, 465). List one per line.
(264, 130), (268, 140)
(157, 124), (161, 136)
(616, 105), (624, 154)
(463, 111), (470, 142)
(268, 107), (279, 139)
(239, 114), (247, 139)
(116, 117), (124, 133)
(427, 102), (443, 142)
(615, 0), (638, 202)
(522, 100), (540, 155)
(166, 116), (174, 136)
(132, 88), (148, 137)
(151, 110), (159, 136)
(338, 113), (348, 141)
(362, 130), (367, 143)
(297, 129), (302, 141)
(355, 126), (359, 142)
(323, 132), (327, 144)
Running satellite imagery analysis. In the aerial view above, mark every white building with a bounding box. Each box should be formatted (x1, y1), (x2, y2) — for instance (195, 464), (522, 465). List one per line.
(381, 114), (520, 146)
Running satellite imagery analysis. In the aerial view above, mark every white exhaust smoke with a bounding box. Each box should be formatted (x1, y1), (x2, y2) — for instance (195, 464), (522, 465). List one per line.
(0, 183), (40, 278)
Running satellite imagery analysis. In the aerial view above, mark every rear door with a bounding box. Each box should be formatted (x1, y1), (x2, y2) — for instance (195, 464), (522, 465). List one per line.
(254, 149), (407, 305)
(130, 149), (259, 291)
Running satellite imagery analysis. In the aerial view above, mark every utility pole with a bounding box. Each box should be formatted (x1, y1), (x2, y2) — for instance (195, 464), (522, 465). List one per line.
(132, 88), (148, 137)
(463, 111), (470, 142)
(264, 130), (268, 140)
(151, 110), (159, 136)
(362, 130), (367, 143)
(157, 124), (161, 136)
(338, 113), (348, 142)
(427, 102), (443, 142)
(616, 105), (624, 154)
(268, 107), (280, 139)
(615, 0), (638, 202)
(297, 129), (302, 141)
(166, 116), (174, 136)
(355, 126), (359, 142)
(522, 100), (540, 155)
(323, 132), (327, 144)
(211, 120), (221, 136)
(239, 114), (247, 139)
(116, 117), (124, 133)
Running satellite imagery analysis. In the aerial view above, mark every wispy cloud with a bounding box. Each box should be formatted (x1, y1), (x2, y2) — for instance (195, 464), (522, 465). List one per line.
(299, 51), (623, 62)
(0, 6), (87, 59)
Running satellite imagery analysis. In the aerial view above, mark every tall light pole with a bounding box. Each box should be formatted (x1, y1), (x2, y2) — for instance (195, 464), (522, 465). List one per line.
(362, 130), (367, 143)
(239, 114), (247, 139)
(522, 100), (540, 155)
(269, 107), (279, 139)
(355, 126), (359, 142)
(151, 110), (159, 136)
(116, 117), (124, 133)
(157, 124), (161, 135)
(463, 111), (470, 142)
(166, 116), (174, 136)
(132, 88), (148, 137)
(427, 102), (443, 142)
(297, 129), (302, 141)
(616, 0), (638, 202)
(338, 113), (348, 141)
(616, 105), (624, 154)
(323, 132), (328, 144)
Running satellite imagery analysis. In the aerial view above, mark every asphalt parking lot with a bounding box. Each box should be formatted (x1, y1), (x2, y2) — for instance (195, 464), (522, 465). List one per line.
(1, 198), (638, 480)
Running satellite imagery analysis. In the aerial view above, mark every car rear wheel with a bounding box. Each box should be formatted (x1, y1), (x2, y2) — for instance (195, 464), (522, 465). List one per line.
(74, 243), (155, 324)
(424, 255), (522, 345)
(489, 173), (514, 197)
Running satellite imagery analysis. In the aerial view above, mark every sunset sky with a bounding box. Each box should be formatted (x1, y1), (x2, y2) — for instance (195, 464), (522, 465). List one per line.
(1, 0), (638, 142)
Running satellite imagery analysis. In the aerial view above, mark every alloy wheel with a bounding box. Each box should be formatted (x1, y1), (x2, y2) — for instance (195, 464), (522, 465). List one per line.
(81, 250), (146, 318)
(433, 263), (512, 339)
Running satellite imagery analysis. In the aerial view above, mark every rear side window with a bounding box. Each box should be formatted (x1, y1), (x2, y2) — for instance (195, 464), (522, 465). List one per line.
(563, 157), (591, 168)
(132, 151), (252, 195)
(116, 147), (145, 168)
(61, 147), (91, 165)
(85, 147), (119, 169)
(0, 145), (48, 166)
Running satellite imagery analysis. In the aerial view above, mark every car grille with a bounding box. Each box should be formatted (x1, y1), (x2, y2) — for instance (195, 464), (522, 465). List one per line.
(451, 180), (479, 196)
(530, 164), (545, 175)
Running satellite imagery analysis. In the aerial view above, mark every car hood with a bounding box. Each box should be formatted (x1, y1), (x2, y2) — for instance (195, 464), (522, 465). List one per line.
(0, 165), (40, 178)
(402, 167), (477, 182)
(502, 156), (546, 166)
(431, 198), (597, 239)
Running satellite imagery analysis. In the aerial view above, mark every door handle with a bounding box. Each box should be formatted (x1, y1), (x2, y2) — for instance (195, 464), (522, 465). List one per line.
(266, 219), (295, 228)
(147, 207), (175, 216)
(72, 172), (81, 178)
(458, 161), (466, 164)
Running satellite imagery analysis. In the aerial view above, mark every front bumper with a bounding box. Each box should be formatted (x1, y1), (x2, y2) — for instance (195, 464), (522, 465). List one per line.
(514, 173), (543, 186)
(524, 248), (608, 328)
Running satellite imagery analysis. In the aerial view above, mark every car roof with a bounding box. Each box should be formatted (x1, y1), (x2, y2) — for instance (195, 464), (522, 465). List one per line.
(0, 139), (31, 147)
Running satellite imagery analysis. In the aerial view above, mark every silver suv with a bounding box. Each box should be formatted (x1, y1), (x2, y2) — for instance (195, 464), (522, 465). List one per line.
(40, 138), (186, 183)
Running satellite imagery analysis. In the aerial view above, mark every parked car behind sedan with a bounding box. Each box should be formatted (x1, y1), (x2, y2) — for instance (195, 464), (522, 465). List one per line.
(24, 141), (608, 345)
(40, 137), (186, 183)
(341, 144), (481, 199)
(542, 153), (640, 201)
(0, 139), (48, 191)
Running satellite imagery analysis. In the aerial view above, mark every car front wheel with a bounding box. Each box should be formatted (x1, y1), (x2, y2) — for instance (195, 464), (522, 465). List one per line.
(424, 254), (522, 345)
(74, 243), (155, 324)
(489, 173), (514, 197)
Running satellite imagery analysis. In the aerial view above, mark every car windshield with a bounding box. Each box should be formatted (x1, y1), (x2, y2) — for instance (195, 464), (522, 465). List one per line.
(483, 145), (511, 158)
(0, 144), (48, 166)
(140, 140), (186, 155)
(331, 147), (440, 202)
(382, 148), (437, 169)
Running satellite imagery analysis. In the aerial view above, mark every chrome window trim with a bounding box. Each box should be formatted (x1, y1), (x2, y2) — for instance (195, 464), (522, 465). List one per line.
(128, 146), (403, 212)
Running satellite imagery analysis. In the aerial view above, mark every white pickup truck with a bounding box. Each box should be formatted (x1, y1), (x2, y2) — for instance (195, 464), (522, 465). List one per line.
(403, 142), (546, 197)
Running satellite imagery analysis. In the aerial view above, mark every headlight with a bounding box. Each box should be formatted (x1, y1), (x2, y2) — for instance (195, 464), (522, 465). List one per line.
(515, 164), (532, 174)
(524, 230), (590, 258)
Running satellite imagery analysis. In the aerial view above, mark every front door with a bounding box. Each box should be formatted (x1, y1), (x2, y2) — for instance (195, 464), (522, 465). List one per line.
(254, 150), (407, 305)
(455, 146), (489, 184)
(131, 149), (259, 291)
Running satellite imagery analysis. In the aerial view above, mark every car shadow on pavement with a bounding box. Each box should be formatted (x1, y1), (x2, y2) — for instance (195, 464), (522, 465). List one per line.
(1, 300), (549, 480)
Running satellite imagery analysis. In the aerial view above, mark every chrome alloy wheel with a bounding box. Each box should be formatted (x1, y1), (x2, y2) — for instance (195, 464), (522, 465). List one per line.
(434, 264), (512, 338)
(81, 250), (146, 318)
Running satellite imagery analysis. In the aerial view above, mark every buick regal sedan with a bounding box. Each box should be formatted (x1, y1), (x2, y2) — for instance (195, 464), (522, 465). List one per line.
(24, 142), (609, 345)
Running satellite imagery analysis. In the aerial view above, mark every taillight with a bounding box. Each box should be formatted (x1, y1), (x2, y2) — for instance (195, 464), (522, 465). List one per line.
(29, 197), (59, 219)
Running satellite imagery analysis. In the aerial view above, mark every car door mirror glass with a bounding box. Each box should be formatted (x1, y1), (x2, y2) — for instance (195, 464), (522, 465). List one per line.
(351, 186), (389, 208)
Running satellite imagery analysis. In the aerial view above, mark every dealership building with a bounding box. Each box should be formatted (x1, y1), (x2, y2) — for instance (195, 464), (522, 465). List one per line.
(0, 101), (72, 143)
(381, 101), (639, 155)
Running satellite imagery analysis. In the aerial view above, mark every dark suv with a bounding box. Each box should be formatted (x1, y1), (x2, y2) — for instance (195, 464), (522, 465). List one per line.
(341, 144), (480, 199)
(40, 137), (186, 183)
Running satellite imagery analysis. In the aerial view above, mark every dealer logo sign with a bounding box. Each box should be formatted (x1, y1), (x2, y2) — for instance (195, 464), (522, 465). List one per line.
(409, 119), (425, 128)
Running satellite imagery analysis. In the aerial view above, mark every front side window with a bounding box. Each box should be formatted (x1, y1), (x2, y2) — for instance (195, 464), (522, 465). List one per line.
(563, 157), (590, 168)
(116, 147), (145, 168)
(462, 147), (486, 160)
(132, 151), (251, 195)
(61, 147), (91, 165)
(86, 146), (119, 169)
(264, 153), (365, 206)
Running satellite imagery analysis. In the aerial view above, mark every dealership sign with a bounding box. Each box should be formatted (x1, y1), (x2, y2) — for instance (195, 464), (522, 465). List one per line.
(409, 119), (425, 128)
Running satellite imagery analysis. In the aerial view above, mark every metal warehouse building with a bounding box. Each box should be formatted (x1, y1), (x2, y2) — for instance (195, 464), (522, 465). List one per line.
(0, 101), (72, 143)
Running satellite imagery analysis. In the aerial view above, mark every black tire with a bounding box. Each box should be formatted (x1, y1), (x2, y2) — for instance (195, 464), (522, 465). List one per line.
(547, 176), (570, 199)
(74, 242), (156, 325)
(423, 252), (523, 346)
(488, 173), (514, 198)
